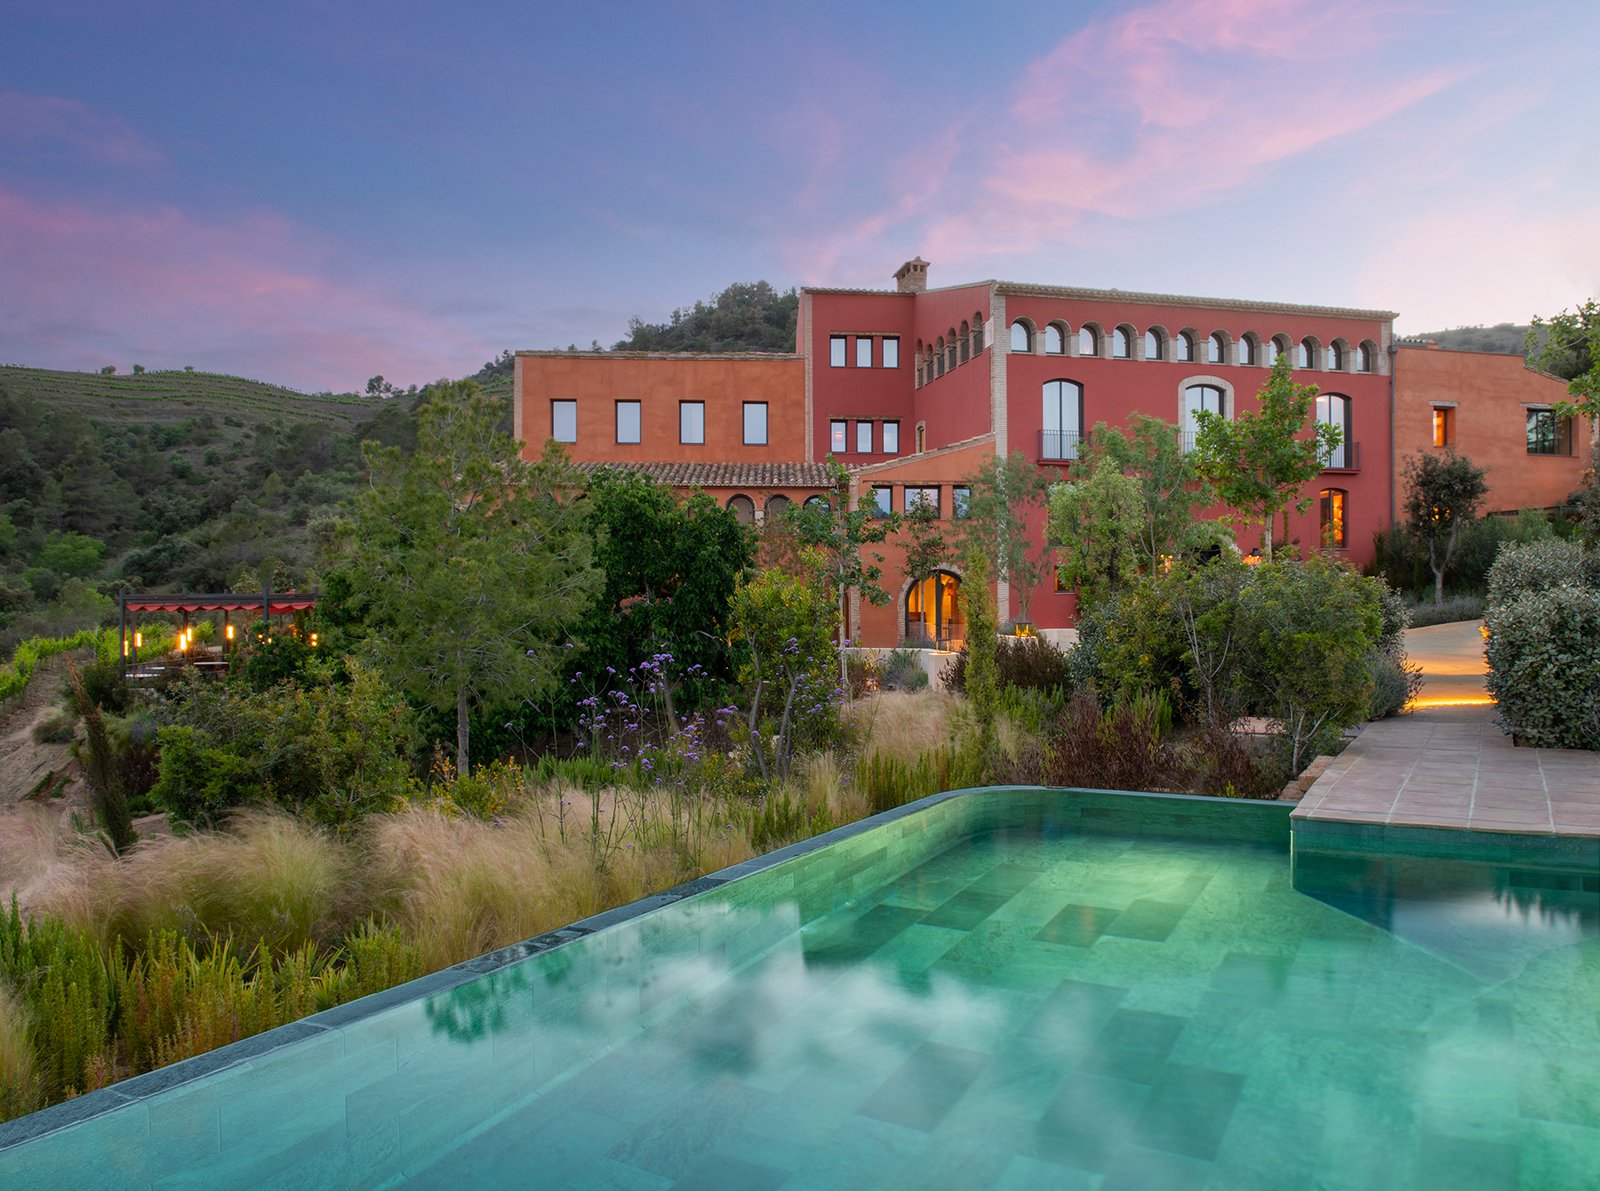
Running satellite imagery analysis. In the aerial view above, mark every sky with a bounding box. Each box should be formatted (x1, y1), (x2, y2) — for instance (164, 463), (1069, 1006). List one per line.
(1, 0), (1596, 393)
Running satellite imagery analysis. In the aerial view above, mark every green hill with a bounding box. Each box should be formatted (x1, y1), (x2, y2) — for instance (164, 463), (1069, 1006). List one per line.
(1400, 324), (1531, 355)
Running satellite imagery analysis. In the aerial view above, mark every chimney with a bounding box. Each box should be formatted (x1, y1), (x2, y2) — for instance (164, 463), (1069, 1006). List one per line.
(894, 257), (929, 294)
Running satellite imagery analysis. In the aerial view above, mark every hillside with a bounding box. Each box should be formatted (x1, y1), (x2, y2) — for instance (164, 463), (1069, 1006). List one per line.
(1400, 324), (1531, 356)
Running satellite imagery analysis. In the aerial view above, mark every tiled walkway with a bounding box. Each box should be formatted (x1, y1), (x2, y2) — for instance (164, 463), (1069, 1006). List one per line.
(1292, 621), (1600, 837)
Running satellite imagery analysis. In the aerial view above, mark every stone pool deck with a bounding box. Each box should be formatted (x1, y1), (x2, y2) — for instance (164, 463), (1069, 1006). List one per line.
(1292, 620), (1600, 839)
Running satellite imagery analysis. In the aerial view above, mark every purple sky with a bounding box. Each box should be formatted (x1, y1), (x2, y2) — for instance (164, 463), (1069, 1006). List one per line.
(2, 0), (1596, 392)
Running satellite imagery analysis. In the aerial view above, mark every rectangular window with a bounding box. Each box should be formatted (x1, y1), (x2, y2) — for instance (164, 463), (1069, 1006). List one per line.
(1320, 489), (1348, 549)
(871, 486), (893, 517)
(829, 420), (847, 453)
(1055, 567), (1070, 593)
(1431, 406), (1454, 447)
(856, 336), (873, 368)
(952, 486), (971, 519)
(856, 421), (873, 454)
(830, 336), (847, 368)
(883, 337), (899, 368)
(906, 486), (940, 516)
(615, 400), (641, 444)
(550, 400), (577, 444)
(882, 421), (900, 454)
(1527, 408), (1572, 456)
(679, 401), (704, 445)
(743, 402), (768, 446)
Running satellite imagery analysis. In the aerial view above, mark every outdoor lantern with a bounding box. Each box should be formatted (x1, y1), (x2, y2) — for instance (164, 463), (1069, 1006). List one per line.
(225, 624), (235, 642)
(134, 632), (142, 649)
(310, 632), (319, 648)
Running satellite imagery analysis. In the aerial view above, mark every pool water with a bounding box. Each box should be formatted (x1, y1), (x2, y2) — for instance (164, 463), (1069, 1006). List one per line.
(2, 793), (1597, 1189)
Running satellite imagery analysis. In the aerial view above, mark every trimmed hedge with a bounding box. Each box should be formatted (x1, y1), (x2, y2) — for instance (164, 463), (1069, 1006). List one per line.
(1485, 584), (1600, 749)
(1486, 540), (1600, 608)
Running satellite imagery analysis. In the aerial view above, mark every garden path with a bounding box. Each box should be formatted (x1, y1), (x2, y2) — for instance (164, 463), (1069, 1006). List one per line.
(1292, 620), (1600, 838)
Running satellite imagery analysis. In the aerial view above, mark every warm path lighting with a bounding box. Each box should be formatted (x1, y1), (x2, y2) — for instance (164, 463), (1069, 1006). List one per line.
(1407, 694), (1496, 709)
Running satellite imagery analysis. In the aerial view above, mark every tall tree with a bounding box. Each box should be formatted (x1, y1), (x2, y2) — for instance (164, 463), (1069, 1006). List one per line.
(1402, 449), (1488, 604)
(1193, 356), (1339, 560)
(784, 464), (900, 688)
(347, 381), (600, 773)
(1529, 300), (1600, 540)
(959, 450), (1053, 625)
(614, 282), (800, 353)
(898, 499), (949, 590)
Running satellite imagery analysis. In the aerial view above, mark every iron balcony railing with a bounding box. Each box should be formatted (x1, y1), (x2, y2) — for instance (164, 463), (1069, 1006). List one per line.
(1038, 430), (1086, 461)
(1323, 441), (1360, 472)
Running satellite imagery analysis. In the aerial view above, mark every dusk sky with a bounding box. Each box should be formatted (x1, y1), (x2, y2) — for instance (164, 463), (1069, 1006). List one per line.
(2, 0), (1596, 393)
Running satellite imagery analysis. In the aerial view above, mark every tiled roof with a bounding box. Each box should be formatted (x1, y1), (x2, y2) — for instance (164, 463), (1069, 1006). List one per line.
(573, 461), (835, 489)
(515, 350), (802, 361)
(994, 281), (1396, 322)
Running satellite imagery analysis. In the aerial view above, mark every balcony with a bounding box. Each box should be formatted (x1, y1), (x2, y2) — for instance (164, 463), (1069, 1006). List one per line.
(1323, 441), (1361, 473)
(1038, 430), (1086, 462)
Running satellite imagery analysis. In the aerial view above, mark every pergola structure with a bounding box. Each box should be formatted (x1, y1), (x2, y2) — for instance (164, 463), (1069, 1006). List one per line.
(118, 590), (320, 679)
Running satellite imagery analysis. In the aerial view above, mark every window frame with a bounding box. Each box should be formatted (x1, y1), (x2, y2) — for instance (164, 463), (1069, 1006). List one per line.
(1044, 323), (1065, 355)
(1042, 378), (1085, 461)
(742, 401), (768, 446)
(1010, 320), (1032, 353)
(829, 420), (847, 454)
(1175, 332), (1195, 363)
(856, 336), (873, 368)
(1527, 408), (1572, 456)
(856, 420), (873, 454)
(1315, 393), (1352, 469)
(679, 400), (705, 445)
(882, 421), (900, 454)
(871, 485), (893, 518)
(829, 336), (847, 368)
(882, 337), (899, 368)
(1431, 406), (1454, 448)
(1319, 488), (1348, 549)
(614, 399), (641, 445)
(550, 399), (577, 444)
(952, 486), (971, 519)
(905, 486), (940, 516)
(1112, 327), (1131, 359)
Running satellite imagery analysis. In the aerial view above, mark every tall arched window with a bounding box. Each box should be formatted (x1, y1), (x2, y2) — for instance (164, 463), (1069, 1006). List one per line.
(1042, 379), (1084, 461)
(959, 321), (971, 364)
(1319, 489), (1347, 549)
(1044, 323), (1065, 354)
(1208, 332), (1227, 365)
(1183, 383), (1227, 448)
(972, 312), (985, 355)
(764, 494), (792, 519)
(914, 340), (924, 387)
(726, 494), (755, 525)
(803, 494), (829, 512)
(1357, 341), (1376, 372)
(906, 570), (965, 648)
(1112, 327), (1132, 359)
(935, 337), (946, 377)
(1316, 394), (1352, 469)
(1143, 330), (1162, 361)
(1176, 332), (1195, 363)
(1297, 338), (1313, 369)
(946, 329), (957, 371)
(1079, 326), (1099, 357)
(1238, 335), (1257, 366)
(1010, 320), (1032, 353)
(1327, 341), (1344, 371)
(1268, 335), (1290, 365)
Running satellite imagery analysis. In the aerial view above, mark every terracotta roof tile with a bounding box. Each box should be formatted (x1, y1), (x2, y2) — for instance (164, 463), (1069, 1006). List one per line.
(572, 460), (835, 489)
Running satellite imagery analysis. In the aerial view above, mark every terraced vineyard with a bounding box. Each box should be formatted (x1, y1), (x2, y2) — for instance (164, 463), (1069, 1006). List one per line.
(0, 366), (388, 432)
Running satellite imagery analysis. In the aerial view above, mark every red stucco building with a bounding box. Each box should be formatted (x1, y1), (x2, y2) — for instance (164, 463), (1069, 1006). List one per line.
(516, 259), (1570, 650)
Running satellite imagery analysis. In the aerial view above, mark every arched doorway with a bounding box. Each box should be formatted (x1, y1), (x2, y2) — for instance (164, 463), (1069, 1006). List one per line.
(725, 494), (755, 525)
(905, 570), (965, 649)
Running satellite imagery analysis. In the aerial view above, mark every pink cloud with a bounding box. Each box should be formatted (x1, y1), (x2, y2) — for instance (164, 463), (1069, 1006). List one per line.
(0, 89), (165, 166)
(0, 186), (496, 391)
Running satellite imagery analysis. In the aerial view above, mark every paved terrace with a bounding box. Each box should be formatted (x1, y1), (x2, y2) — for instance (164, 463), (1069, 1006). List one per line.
(1291, 620), (1600, 838)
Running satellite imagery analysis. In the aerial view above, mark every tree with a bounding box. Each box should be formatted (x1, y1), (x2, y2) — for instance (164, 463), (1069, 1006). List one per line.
(1402, 449), (1488, 604)
(1529, 300), (1600, 540)
(1048, 462), (1144, 615)
(1193, 355), (1339, 560)
(959, 450), (1053, 625)
(783, 464), (900, 688)
(959, 548), (999, 778)
(898, 498), (949, 589)
(614, 281), (799, 353)
(346, 381), (600, 773)
(1087, 417), (1216, 571)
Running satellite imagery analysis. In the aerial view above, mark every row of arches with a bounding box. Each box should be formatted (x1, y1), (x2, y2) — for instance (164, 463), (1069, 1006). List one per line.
(1009, 319), (1379, 374)
(1038, 377), (1357, 470)
(722, 492), (828, 526)
(913, 312), (987, 386)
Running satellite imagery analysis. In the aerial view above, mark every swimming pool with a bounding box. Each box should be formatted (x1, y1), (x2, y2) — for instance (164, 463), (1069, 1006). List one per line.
(1, 787), (1596, 1188)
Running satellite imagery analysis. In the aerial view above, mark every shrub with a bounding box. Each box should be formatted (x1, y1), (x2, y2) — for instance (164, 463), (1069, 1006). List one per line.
(1041, 692), (1184, 792)
(1367, 650), (1419, 720)
(942, 635), (1073, 696)
(1485, 583), (1600, 749)
(0, 985), (40, 1121)
(0, 899), (112, 1101)
(1182, 725), (1287, 799)
(1405, 594), (1485, 628)
(1486, 540), (1600, 609)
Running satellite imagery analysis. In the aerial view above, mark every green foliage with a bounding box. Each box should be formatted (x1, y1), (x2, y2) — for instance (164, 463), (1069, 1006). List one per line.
(1486, 539), (1600, 608)
(1040, 692), (1184, 793)
(1528, 299), (1600, 409)
(0, 898), (112, 1102)
(343, 381), (601, 772)
(958, 450), (1052, 623)
(943, 634), (1073, 696)
(150, 662), (415, 826)
(1486, 583), (1600, 749)
(1193, 355), (1338, 559)
(858, 746), (987, 814)
(1403, 593), (1485, 628)
(897, 500), (950, 588)
(36, 531), (104, 579)
(612, 281), (799, 353)
(959, 549), (1000, 779)
(1402, 450), (1489, 603)
(66, 659), (136, 853)
(0, 626), (114, 703)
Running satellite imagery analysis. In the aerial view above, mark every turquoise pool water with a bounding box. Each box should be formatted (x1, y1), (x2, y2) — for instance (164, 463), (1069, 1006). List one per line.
(1, 790), (1596, 1188)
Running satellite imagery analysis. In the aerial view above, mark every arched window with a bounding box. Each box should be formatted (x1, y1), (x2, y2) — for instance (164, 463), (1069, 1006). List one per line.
(914, 340), (924, 387)
(915, 421), (927, 453)
(1237, 335), (1257, 366)
(1010, 320), (1032, 353)
(946, 329), (958, 372)
(935, 337), (946, 378)
(1042, 379), (1084, 461)
(803, 494), (829, 512)
(1044, 323), (1065, 355)
(764, 494), (792, 519)
(971, 313), (985, 355)
(1183, 382), (1227, 448)
(906, 570), (965, 648)
(1079, 326), (1100, 357)
(1316, 394), (1352, 469)
(1319, 489), (1347, 549)
(1208, 332), (1227, 365)
(1268, 335), (1290, 365)
(959, 321), (971, 364)
(1175, 332), (1195, 363)
(1327, 341), (1345, 371)
(1112, 327), (1132, 359)
(1297, 338), (1313, 369)
(1143, 330), (1162, 361)
(726, 494), (755, 525)
(1357, 341), (1376, 372)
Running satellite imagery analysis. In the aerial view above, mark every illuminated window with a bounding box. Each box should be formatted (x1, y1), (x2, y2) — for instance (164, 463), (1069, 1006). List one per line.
(550, 400), (576, 444)
(1431, 407), (1454, 447)
(615, 400), (641, 444)
(905, 570), (965, 648)
(743, 402), (768, 445)
(829, 420), (847, 453)
(679, 401), (704, 445)
(1319, 488), (1347, 549)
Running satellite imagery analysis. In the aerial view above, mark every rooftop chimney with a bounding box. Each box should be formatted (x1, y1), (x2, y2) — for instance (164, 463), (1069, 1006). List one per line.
(894, 257), (929, 294)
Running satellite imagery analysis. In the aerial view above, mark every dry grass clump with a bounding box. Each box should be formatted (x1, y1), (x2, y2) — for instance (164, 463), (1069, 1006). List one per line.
(0, 807), (87, 918)
(0, 985), (40, 1120)
(856, 689), (957, 764)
